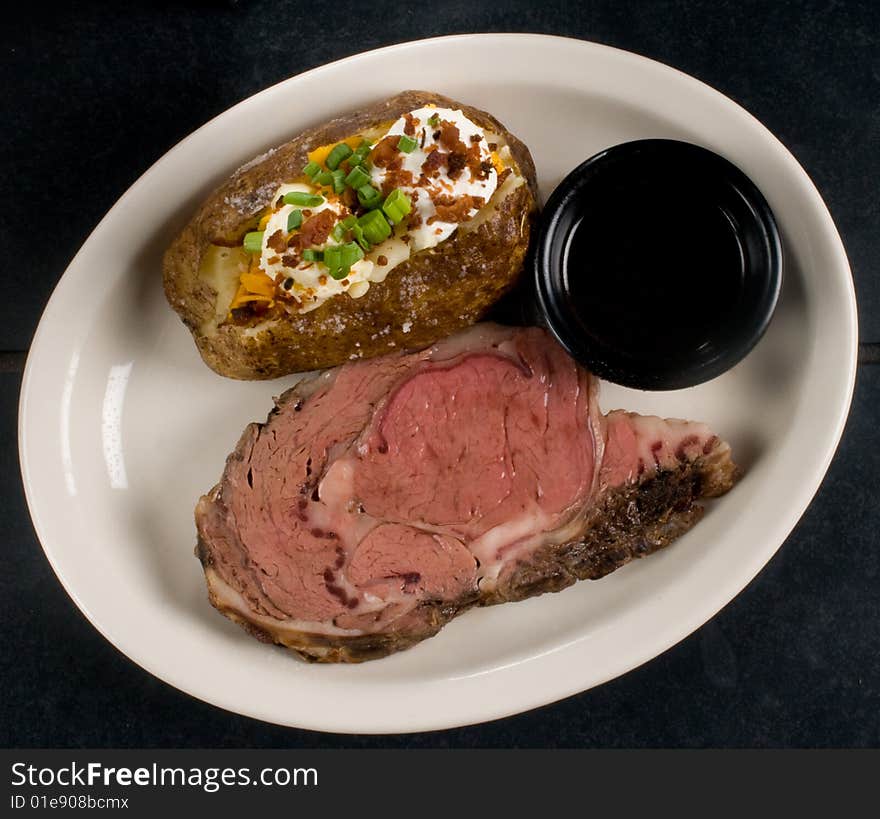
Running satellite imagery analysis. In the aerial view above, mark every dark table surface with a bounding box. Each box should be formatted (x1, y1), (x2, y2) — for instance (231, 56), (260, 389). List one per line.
(3, 0), (878, 748)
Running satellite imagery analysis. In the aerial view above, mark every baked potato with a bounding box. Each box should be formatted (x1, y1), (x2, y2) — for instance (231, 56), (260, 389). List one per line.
(163, 90), (538, 379)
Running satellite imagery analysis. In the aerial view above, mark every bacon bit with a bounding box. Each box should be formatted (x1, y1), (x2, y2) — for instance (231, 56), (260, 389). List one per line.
(421, 148), (445, 176)
(479, 159), (494, 177)
(431, 193), (455, 206)
(299, 210), (336, 246)
(497, 167), (512, 186)
(341, 187), (357, 208)
(267, 255), (280, 265)
(470, 134), (482, 143)
(266, 230), (287, 254)
(434, 228), (442, 234)
(371, 135), (403, 169)
(446, 149), (467, 180)
(401, 234), (411, 243)
(488, 142), (498, 151)
(428, 194), (485, 223)
(403, 113), (419, 136)
(407, 211), (423, 230)
(341, 279), (349, 286)
(439, 121), (460, 149)
(419, 128), (426, 149)
(281, 254), (299, 268)
(318, 274), (327, 285)
(432, 130), (441, 141)
(377, 255), (388, 266)
(380, 168), (415, 196)
(465, 142), (486, 179)
(302, 209), (312, 218)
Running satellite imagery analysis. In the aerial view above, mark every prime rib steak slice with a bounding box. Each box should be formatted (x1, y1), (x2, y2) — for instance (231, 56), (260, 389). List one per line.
(195, 323), (737, 662)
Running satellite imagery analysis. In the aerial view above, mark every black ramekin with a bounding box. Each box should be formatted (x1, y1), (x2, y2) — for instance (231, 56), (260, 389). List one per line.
(529, 139), (783, 390)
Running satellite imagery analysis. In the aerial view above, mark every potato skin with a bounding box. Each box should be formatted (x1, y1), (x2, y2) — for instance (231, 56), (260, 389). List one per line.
(163, 90), (538, 379)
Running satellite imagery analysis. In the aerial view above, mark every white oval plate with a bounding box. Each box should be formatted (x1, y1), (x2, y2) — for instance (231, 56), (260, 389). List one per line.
(19, 34), (857, 733)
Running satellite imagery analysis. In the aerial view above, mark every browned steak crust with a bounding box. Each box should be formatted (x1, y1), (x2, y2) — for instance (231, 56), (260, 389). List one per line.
(489, 441), (737, 604)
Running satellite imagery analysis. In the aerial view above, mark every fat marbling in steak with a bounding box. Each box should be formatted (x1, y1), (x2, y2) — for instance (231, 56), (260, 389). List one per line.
(195, 324), (737, 661)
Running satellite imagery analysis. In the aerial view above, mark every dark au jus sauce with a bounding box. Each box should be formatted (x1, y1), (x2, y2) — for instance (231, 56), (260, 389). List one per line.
(562, 165), (745, 360)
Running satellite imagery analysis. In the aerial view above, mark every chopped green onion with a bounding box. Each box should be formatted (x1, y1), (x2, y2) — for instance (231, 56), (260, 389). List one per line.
(323, 241), (363, 279)
(331, 222), (347, 242)
(357, 183), (383, 209)
(326, 143), (353, 170)
(303, 160), (321, 178)
(382, 188), (412, 225)
(350, 224), (371, 252)
(243, 231), (264, 254)
(340, 214), (358, 229)
(397, 134), (418, 153)
(286, 209), (303, 232)
(315, 170), (334, 187)
(323, 245), (342, 273)
(331, 169), (346, 194)
(283, 191), (324, 207)
(339, 241), (364, 268)
(358, 209), (392, 244)
(344, 164), (371, 189)
(302, 249), (323, 262)
(427, 112), (440, 127)
(351, 139), (372, 164)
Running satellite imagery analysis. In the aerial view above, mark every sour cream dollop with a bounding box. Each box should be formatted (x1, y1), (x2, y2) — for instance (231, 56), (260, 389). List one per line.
(370, 106), (499, 251)
(260, 183), (374, 312)
(251, 106), (500, 315)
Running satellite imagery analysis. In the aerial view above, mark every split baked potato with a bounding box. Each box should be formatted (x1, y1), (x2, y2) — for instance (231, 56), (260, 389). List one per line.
(163, 90), (538, 379)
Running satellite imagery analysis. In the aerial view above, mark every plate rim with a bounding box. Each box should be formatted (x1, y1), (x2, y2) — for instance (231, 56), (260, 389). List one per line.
(18, 32), (859, 734)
